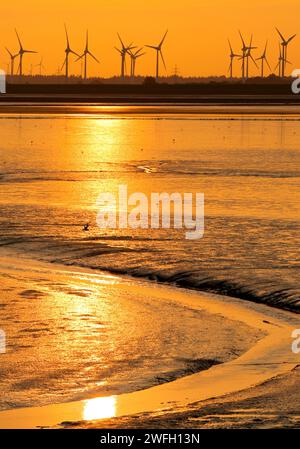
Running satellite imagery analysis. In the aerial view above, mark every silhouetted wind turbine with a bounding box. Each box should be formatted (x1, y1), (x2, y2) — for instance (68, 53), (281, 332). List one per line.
(128, 48), (145, 77)
(245, 35), (258, 78)
(15, 29), (37, 76)
(228, 39), (240, 78)
(276, 28), (296, 77)
(62, 24), (79, 78)
(5, 47), (18, 76)
(239, 31), (248, 80)
(275, 44), (291, 77)
(238, 32), (257, 79)
(115, 34), (135, 78)
(256, 41), (271, 77)
(35, 57), (45, 76)
(146, 30), (168, 79)
(76, 30), (99, 80)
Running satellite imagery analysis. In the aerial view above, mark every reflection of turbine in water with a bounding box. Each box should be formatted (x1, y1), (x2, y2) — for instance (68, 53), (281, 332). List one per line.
(83, 396), (117, 421)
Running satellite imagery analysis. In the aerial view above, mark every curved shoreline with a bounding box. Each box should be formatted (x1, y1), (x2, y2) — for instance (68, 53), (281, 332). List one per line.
(0, 255), (299, 428)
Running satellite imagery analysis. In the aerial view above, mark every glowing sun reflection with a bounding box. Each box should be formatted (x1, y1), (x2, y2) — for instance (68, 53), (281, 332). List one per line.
(83, 396), (117, 421)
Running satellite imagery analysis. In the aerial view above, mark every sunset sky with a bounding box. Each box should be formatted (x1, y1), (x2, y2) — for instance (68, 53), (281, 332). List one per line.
(0, 0), (299, 77)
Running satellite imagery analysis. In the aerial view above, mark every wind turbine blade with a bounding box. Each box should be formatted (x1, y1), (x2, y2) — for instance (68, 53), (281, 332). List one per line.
(160, 50), (167, 70)
(86, 30), (89, 49)
(127, 45), (137, 52)
(228, 39), (233, 54)
(146, 45), (157, 50)
(275, 27), (285, 42)
(88, 51), (99, 63)
(117, 33), (125, 50)
(238, 30), (246, 48)
(287, 34), (297, 44)
(274, 61), (279, 71)
(134, 47), (144, 56)
(250, 54), (258, 68)
(249, 34), (253, 48)
(24, 50), (37, 54)
(5, 47), (13, 58)
(64, 24), (70, 47)
(61, 58), (66, 71)
(115, 47), (122, 55)
(159, 30), (168, 48)
(70, 50), (80, 57)
(15, 29), (22, 49)
(265, 58), (272, 71)
(75, 54), (84, 62)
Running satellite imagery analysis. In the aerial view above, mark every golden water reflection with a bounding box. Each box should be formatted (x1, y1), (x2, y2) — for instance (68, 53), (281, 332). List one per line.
(83, 396), (117, 421)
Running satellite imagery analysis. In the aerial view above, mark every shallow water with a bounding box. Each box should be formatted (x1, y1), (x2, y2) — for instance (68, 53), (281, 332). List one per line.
(0, 108), (299, 310)
(0, 106), (299, 409)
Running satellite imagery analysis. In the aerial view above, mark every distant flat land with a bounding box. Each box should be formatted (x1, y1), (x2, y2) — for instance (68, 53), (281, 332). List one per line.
(1, 82), (300, 104)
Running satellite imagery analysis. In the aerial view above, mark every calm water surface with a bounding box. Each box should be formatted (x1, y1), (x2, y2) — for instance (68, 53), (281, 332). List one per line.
(0, 106), (299, 409)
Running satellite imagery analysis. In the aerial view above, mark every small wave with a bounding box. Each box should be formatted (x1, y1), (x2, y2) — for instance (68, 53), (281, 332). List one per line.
(1, 236), (299, 314)
(1, 163), (299, 184)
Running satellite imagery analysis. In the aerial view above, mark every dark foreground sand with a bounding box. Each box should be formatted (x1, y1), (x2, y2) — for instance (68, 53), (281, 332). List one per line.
(82, 366), (300, 429)
(0, 253), (299, 429)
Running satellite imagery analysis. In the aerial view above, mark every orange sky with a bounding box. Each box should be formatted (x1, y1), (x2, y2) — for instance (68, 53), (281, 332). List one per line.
(0, 0), (299, 77)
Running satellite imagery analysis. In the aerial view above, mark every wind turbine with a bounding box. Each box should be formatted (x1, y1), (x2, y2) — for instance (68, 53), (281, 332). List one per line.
(256, 41), (271, 77)
(275, 44), (291, 77)
(115, 34), (135, 78)
(15, 29), (37, 76)
(128, 48), (145, 77)
(238, 32), (257, 79)
(239, 31), (248, 80)
(276, 28), (296, 77)
(62, 24), (79, 78)
(228, 39), (240, 78)
(76, 30), (99, 80)
(5, 47), (18, 76)
(146, 30), (168, 79)
(35, 57), (45, 76)
(245, 35), (258, 78)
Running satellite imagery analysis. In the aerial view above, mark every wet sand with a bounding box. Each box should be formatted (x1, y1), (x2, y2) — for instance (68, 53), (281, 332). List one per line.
(87, 366), (300, 429)
(0, 252), (299, 429)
